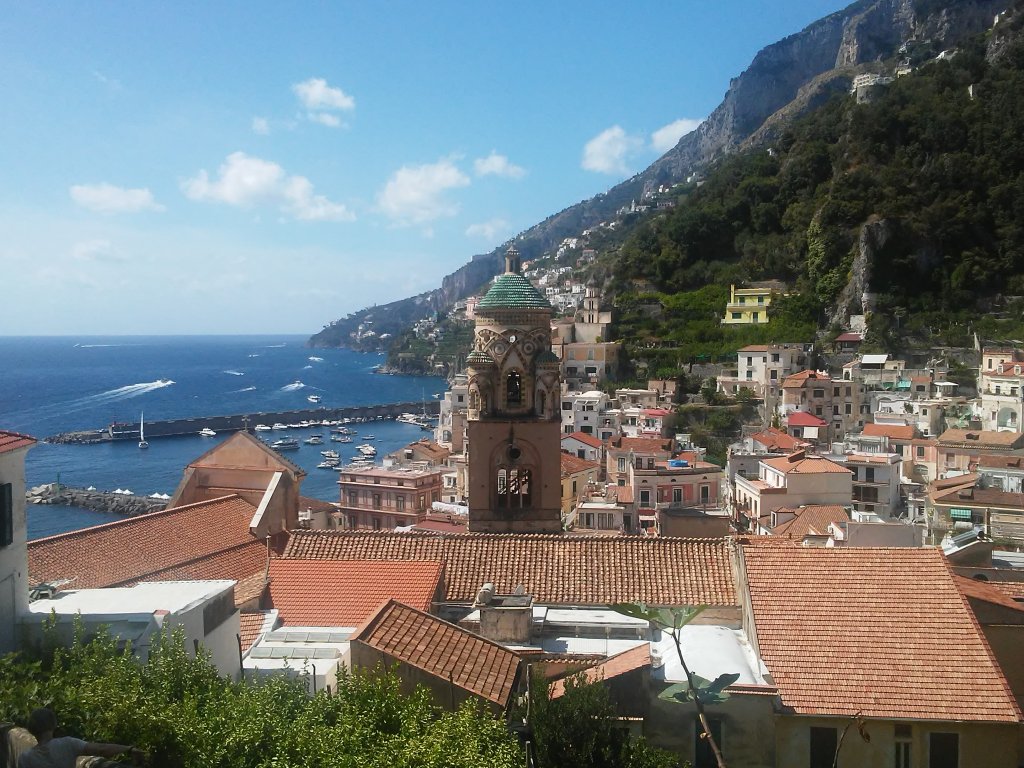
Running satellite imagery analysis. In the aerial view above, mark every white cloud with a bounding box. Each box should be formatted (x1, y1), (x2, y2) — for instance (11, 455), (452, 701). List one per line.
(581, 126), (644, 175)
(465, 218), (509, 240)
(292, 77), (355, 111)
(182, 151), (354, 222)
(70, 183), (165, 214)
(377, 159), (470, 225)
(308, 111), (342, 128)
(71, 239), (124, 263)
(651, 117), (703, 153)
(252, 116), (270, 135)
(474, 151), (525, 179)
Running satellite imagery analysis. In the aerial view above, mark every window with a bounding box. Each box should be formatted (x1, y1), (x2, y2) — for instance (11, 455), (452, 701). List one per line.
(917, 446), (925, 458)
(0, 483), (11, 548)
(845, 403), (852, 415)
(373, 493), (381, 509)
(771, 353), (780, 362)
(497, 467), (532, 509)
(865, 467), (875, 482)
(372, 517), (382, 531)
(506, 371), (522, 406)
(347, 490), (358, 507)
(700, 485), (710, 504)
(647, 458), (655, 469)
(929, 732), (958, 768)
(617, 457), (626, 473)
(770, 369), (778, 380)
(895, 725), (912, 768)
(732, 312), (741, 319)
(639, 489), (651, 506)
(813, 389), (825, 398)
(673, 487), (682, 503)
(833, 387), (840, 397)
(597, 512), (615, 529)
(809, 727), (837, 768)
(396, 495), (405, 512)
(694, 717), (722, 768)
(456, 394), (464, 403)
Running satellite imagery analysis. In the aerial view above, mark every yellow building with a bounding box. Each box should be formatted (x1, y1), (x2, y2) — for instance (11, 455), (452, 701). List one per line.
(721, 281), (786, 325)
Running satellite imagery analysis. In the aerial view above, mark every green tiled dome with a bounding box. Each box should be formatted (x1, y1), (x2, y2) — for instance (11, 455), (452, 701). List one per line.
(477, 272), (551, 311)
(465, 349), (494, 366)
(536, 350), (560, 364)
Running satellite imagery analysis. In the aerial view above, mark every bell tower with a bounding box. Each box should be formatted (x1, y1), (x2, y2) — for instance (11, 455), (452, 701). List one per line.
(466, 247), (562, 533)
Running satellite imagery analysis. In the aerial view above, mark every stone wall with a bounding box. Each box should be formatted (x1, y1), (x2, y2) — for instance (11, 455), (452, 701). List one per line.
(26, 483), (166, 517)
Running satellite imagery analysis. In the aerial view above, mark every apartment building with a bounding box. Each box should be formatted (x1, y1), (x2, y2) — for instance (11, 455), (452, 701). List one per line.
(780, 370), (868, 441)
(733, 451), (853, 521)
(337, 465), (443, 530)
(717, 343), (808, 398)
(560, 389), (608, 435)
(977, 347), (1024, 432)
(721, 281), (785, 325)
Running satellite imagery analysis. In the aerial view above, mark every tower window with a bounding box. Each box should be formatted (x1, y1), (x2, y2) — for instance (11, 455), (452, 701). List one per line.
(497, 467), (532, 509)
(507, 371), (522, 406)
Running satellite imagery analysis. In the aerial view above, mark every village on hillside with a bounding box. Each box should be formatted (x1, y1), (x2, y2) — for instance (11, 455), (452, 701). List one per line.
(3, 246), (1024, 767)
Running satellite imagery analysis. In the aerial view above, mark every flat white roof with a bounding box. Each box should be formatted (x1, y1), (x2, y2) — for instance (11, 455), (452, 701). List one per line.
(28, 580), (235, 618)
(653, 625), (769, 686)
(861, 354), (889, 365)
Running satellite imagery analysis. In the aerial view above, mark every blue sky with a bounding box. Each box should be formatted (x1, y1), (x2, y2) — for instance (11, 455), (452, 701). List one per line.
(0, 1), (850, 335)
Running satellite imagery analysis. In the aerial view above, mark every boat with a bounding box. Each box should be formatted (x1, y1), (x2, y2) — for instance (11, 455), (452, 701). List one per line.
(271, 438), (299, 450)
(357, 444), (377, 456)
(317, 460), (339, 469)
(138, 412), (149, 449)
(254, 424), (271, 432)
(272, 423), (287, 430)
(307, 394), (322, 403)
(332, 436), (352, 443)
(304, 435), (324, 445)
(321, 450), (340, 459)
(288, 423), (304, 429)
(363, 434), (376, 441)
(199, 427), (216, 437)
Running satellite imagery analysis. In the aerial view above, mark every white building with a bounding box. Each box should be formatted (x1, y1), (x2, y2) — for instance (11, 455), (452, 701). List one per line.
(560, 389), (609, 436)
(977, 348), (1024, 432)
(0, 431), (35, 655)
(717, 344), (809, 399)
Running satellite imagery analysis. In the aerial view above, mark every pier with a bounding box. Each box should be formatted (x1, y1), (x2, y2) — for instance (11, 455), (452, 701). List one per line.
(46, 400), (441, 444)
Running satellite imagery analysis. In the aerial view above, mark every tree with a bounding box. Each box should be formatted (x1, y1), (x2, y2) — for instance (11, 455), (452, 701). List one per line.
(528, 671), (675, 768)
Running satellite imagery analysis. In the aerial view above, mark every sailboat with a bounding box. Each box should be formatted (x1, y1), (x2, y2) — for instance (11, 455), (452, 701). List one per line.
(139, 412), (149, 449)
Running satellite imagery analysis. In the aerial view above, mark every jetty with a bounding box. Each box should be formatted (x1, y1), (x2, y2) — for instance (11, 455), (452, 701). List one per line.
(46, 400), (440, 444)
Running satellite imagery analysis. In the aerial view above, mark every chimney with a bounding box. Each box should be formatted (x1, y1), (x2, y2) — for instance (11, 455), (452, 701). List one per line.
(474, 583), (533, 644)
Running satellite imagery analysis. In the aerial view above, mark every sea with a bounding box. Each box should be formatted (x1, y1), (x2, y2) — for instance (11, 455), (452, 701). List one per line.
(0, 335), (445, 541)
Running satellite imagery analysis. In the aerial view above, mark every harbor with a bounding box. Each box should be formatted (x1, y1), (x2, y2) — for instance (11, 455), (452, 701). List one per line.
(45, 400), (440, 444)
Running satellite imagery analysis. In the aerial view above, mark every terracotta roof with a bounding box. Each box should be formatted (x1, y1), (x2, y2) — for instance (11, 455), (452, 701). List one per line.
(931, 473), (978, 491)
(738, 345), (771, 352)
(561, 451), (601, 477)
(564, 431), (603, 449)
(863, 423), (916, 440)
(955, 576), (1024, 613)
(781, 370), (830, 387)
(353, 600), (521, 707)
(978, 454), (1024, 470)
(762, 454), (850, 475)
(932, 485), (1024, 511)
(937, 429), (1024, 450)
(233, 571), (269, 605)
(609, 436), (673, 453)
(267, 559), (443, 626)
(743, 546), (1020, 722)
(239, 612), (270, 653)
(550, 644), (650, 698)
(390, 438), (451, 463)
(749, 427), (807, 452)
(834, 332), (863, 342)
(283, 531), (736, 606)
(990, 582), (1024, 600)
(0, 430), (36, 454)
(614, 485), (634, 504)
(28, 494), (267, 589)
(771, 505), (850, 539)
(413, 515), (470, 534)
(785, 411), (828, 427)
(300, 496), (338, 514)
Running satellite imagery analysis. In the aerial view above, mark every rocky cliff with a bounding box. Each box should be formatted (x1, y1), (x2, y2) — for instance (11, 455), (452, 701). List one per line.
(309, 0), (1009, 349)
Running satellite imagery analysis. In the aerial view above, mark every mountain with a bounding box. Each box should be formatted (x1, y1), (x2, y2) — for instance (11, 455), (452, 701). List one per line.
(308, 0), (1007, 349)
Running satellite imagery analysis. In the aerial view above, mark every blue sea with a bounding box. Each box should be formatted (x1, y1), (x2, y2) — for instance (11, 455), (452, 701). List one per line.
(0, 336), (444, 540)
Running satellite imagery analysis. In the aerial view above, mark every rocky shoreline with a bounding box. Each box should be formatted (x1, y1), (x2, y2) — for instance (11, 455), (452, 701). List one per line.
(26, 483), (167, 517)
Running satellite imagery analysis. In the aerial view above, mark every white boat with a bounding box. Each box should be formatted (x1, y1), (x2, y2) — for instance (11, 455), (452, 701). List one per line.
(271, 438), (299, 450)
(357, 444), (377, 456)
(199, 427), (216, 437)
(307, 394), (322, 403)
(272, 423), (287, 430)
(254, 424), (271, 432)
(321, 450), (340, 459)
(138, 411), (149, 449)
(304, 435), (324, 445)
(363, 434), (376, 440)
(317, 460), (339, 469)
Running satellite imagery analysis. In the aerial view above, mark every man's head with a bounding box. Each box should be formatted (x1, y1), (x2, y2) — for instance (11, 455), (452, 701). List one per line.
(26, 707), (57, 740)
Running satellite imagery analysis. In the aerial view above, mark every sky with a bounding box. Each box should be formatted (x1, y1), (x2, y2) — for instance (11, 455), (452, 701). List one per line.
(0, 1), (851, 336)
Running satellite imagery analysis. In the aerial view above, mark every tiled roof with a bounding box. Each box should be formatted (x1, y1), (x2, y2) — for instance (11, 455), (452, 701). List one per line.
(863, 423), (916, 440)
(0, 430), (36, 454)
(28, 494), (265, 589)
(743, 546), (1020, 722)
(932, 485), (1024, 511)
(300, 496), (338, 514)
(762, 454), (850, 475)
(477, 272), (551, 311)
(239, 611), (271, 652)
(785, 411), (828, 427)
(561, 451), (601, 477)
(267, 559), (443, 626)
(750, 427), (806, 452)
(990, 581), (1024, 600)
(955, 576), (1024, 613)
(937, 429), (1024, 449)
(283, 531), (736, 606)
(834, 332), (863, 342)
(413, 516), (470, 534)
(564, 431), (603, 449)
(738, 345), (770, 352)
(353, 600), (521, 707)
(781, 370), (829, 387)
(931, 473), (978, 491)
(771, 505), (850, 539)
(391, 438), (450, 463)
(609, 436), (673, 453)
(978, 454), (1024, 470)
(550, 644), (650, 698)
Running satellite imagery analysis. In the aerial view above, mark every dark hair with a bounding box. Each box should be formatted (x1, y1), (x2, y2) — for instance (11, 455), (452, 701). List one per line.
(27, 708), (57, 739)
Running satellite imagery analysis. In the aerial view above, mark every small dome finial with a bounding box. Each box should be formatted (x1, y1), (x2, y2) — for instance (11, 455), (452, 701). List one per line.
(505, 246), (521, 274)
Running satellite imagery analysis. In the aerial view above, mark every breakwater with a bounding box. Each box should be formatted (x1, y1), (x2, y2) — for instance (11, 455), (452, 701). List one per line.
(27, 483), (167, 517)
(46, 400), (440, 444)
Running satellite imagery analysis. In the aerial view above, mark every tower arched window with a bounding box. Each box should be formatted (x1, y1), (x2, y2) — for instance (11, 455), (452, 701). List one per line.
(506, 371), (522, 407)
(537, 389), (547, 417)
(497, 466), (533, 509)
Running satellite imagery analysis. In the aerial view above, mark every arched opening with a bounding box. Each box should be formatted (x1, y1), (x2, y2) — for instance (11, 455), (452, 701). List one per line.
(537, 389), (546, 417)
(497, 466), (533, 509)
(506, 371), (522, 407)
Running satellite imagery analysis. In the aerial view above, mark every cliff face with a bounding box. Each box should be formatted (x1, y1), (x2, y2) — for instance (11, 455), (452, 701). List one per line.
(310, 0), (1009, 348)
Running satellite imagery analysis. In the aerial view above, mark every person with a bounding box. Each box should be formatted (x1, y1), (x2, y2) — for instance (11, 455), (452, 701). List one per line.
(17, 708), (145, 768)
